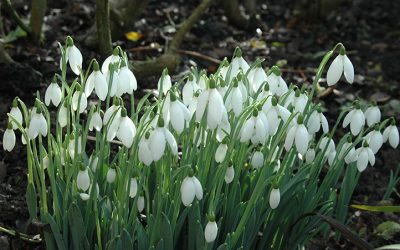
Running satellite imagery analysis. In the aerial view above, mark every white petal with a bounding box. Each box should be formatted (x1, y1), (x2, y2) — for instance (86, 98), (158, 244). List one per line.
(170, 102), (185, 133)
(94, 71), (108, 101)
(196, 90), (209, 122)
(357, 149), (369, 172)
(106, 168), (116, 183)
(207, 89), (223, 129)
(58, 106), (68, 128)
(129, 178), (138, 198)
(164, 128), (178, 155)
(343, 55), (354, 84)
(80, 193), (90, 201)
(389, 126), (399, 148)
(85, 72), (96, 97)
(204, 221), (218, 243)
(327, 55), (344, 86)
(240, 118), (255, 143)
(343, 110), (354, 128)
(320, 114), (329, 134)
(137, 196), (145, 212)
(180, 177), (195, 206)
(284, 126), (296, 151)
(67, 45), (83, 75)
(192, 176), (203, 200)
(77, 169), (90, 192)
(116, 117), (136, 148)
(269, 188), (280, 209)
(367, 148), (375, 166)
(305, 148), (315, 163)
(253, 117), (267, 144)
(149, 128), (166, 161)
(139, 139), (153, 166)
(215, 144), (228, 163)
(350, 110), (365, 135)
(231, 88), (243, 117)
(295, 125), (309, 155)
(3, 129), (16, 151)
(224, 166), (235, 184)
(89, 112), (102, 132)
(251, 151), (264, 168)
(307, 111), (320, 134)
(10, 107), (23, 130)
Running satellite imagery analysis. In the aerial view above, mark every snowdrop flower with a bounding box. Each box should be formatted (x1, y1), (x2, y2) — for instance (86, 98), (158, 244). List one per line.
(225, 79), (244, 117)
(197, 72), (208, 90)
(355, 142), (375, 172)
(256, 83), (272, 102)
(319, 136), (335, 156)
(216, 110), (231, 142)
(115, 108), (136, 148)
(106, 66), (119, 97)
(215, 138), (228, 163)
(77, 167), (90, 192)
(204, 218), (218, 243)
(196, 79), (226, 130)
(137, 196), (145, 212)
(9, 99), (23, 130)
(80, 183), (99, 201)
(287, 89), (308, 113)
(240, 109), (268, 144)
(138, 132), (153, 166)
(102, 47), (120, 75)
(285, 115), (309, 155)
(45, 78), (62, 107)
(66, 36), (83, 75)
(305, 146), (315, 164)
(269, 188), (280, 209)
(89, 155), (99, 172)
(267, 66), (288, 96)
(326, 46), (354, 86)
(162, 92), (191, 134)
(85, 60), (108, 100)
(364, 127), (383, 154)
(118, 60), (137, 95)
(224, 165), (235, 184)
(58, 102), (68, 128)
(158, 68), (172, 95)
(129, 177), (138, 198)
(343, 106), (365, 136)
(106, 167), (116, 183)
(89, 111), (102, 132)
(182, 75), (200, 106)
(72, 89), (88, 114)
(180, 173), (203, 206)
(251, 149), (264, 168)
(248, 63), (267, 93)
(3, 123), (15, 152)
(230, 47), (250, 77)
(364, 104), (381, 127)
(339, 137), (357, 164)
(218, 59), (229, 81)
(187, 90), (200, 117)
(42, 155), (50, 170)
(68, 134), (82, 160)
(148, 118), (178, 161)
(262, 96), (290, 135)
(383, 123), (399, 148)
(103, 101), (122, 142)
(28, 105), (47, 139)
(307, 107), (329, 134)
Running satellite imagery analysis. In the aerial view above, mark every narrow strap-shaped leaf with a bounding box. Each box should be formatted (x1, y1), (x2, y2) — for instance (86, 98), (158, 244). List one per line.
(351, 204), (400, 213)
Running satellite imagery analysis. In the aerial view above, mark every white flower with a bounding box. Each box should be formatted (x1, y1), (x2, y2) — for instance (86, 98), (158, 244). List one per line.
(204, 220), (218, 243)
(215, 142), (228, 163)
(198, 73), (208, 90)
(101, 49), (120, 75)
(107, 168), (116, 183)
(328, 151), (336, 166)
(240, 110), (268, 144)
(319, 136), (336, 156)
(58, 103), (68, 128)
(28, 109), (47, 139)
(182, 75), (200, 106)
(326, 52), (354, 86)
(216, 110), (231, 142)
(116, 109), (136, 148)
(148, 119), (178, 161)
(137, 196), (145, 212)
(68, 134), (82, 160)
(267, 67), (288, 96)
(225, 80), (244, 117)
(343, 108), (365, 136)
(89, 112), (102, 132)
(269, 188), (280, 209)
(3, 125), (15, 152)
(248, 64), (267, 93)
(43, 155), (50, 169)
(305, 147), (315, 163)
(72, 91), (88, 114)
(80, 193), (90, 201)
(262, 97), (290, 135)
(224, 166), (235, 184)
(339, 140), (357, 164)
(251, 150), (264, 168)
(158, 69), (172, 95)
(77, 168), (90, 192)
(45, 82), (62, 107)
(66, 38), (83, 75)
(196, 80), (226, 130)
(86, 62), (108, 100)
(307, 109), (329, 134)
(286, 90), (308, 113)
(129, 178), (138, 198)
(383, 124), (399, 148)
(103, 104), (122, 142)
(364, 105), (381, 127)
(118, 64), (137, 95)
(10, 104), (23, 130)
(180, 175), (203, 206)
(364, 129), (383, 154)
(89, 155), (99, 172)
(355, 143), (375, 172)
(106, 69), (119, 97)
(138, 135), (153, 166)
(162, 93), (191, 134)
(285, 117), (309, 155)
(230, 48), (250, 77)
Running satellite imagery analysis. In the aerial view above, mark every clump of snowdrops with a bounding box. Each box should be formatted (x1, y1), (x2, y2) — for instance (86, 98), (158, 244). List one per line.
(2, 36), (399, 249)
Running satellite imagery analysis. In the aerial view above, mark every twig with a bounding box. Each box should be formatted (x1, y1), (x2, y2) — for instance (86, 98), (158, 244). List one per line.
(0, 226), (42, 244)
(176, 49), (221, 64)
(1, 0), (31, 34)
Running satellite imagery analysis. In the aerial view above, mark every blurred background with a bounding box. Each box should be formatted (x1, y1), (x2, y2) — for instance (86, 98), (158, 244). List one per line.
(0, 0), (399, 248)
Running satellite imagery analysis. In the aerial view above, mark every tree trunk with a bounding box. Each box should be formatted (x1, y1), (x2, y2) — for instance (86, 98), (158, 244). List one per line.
(29, 0), (47, 43)
(96, 0), (113, 55)
(222, 0), (251, 30)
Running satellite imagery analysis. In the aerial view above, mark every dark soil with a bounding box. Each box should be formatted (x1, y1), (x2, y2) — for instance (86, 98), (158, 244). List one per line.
(0, 0), (399, 249)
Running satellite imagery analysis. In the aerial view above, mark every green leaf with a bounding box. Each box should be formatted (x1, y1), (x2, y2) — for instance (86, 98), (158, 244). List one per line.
(68, 203), (89, 250)
(160, 213), (173, 249)
(376, 244), (400, 250)
(374, 221), (400, 240)
(351, 204), (400, 213)
(120, 229), (133, 249)
(42, 212), (66, 250)
(1, 26), (28, 43)
(26, 183), (37, 219)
